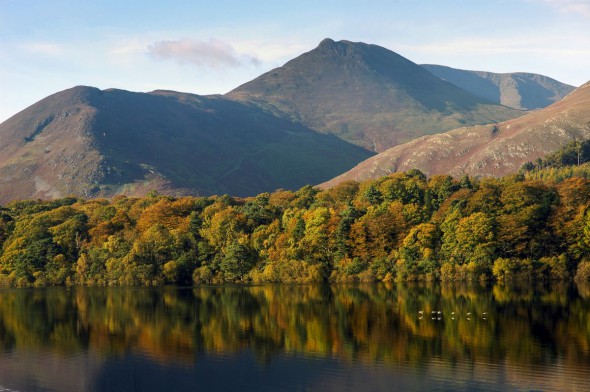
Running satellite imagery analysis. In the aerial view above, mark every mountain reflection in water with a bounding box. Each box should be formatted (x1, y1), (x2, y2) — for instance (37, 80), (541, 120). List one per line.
(0, 282), (588, 391)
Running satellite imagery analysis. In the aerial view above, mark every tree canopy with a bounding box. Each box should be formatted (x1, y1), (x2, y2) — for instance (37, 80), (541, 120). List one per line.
(1, 167), (590, 286)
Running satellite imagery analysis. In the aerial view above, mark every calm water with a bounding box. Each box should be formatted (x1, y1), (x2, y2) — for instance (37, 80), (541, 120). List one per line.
(0, 283), (589, 391)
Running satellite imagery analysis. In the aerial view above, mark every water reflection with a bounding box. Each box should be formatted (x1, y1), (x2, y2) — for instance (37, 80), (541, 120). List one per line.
(0, 283), (588, 391)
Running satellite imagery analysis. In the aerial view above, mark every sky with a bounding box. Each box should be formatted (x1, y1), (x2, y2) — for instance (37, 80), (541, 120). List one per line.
(1, 0), (590, 122)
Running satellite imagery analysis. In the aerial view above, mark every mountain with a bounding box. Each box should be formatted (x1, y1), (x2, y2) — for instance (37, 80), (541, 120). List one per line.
(321, 81), (590, 188)
(0, 86), (373, 203)
(228, 39), (523, 152)
(422, 64), (575, 110)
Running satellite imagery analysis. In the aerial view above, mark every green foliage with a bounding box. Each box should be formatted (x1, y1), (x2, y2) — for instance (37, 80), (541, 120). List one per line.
(1, 170), (590, 286)
(220, 241), (254, 282)
(521, 139), (590, 173)
(362, 185), (383, 205)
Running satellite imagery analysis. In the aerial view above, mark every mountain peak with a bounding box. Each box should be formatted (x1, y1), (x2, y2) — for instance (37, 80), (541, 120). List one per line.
(318, 38), (336, 48)
(228, 40), (521, 152)
(315, 38), (358, 58)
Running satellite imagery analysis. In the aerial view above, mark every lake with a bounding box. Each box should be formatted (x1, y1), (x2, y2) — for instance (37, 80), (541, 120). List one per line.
(0, 283), (588, 391)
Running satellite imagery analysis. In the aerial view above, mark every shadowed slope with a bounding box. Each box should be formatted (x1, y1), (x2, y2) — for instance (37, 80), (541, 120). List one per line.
(0, 86), (373, 203)
(422, 64), (575, 110)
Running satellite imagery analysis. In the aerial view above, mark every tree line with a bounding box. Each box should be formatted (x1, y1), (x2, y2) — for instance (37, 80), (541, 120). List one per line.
(1, 167), (590, 286)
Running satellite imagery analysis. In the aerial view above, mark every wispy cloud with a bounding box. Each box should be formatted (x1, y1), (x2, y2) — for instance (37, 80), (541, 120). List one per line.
(530, 0), (590, 17)
(398, 36), (590, 57)
(147, 38), (261, 69)
(20, 42), (66, 56)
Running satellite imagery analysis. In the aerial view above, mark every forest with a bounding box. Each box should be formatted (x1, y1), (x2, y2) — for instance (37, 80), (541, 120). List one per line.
(2, 158), (590, 286)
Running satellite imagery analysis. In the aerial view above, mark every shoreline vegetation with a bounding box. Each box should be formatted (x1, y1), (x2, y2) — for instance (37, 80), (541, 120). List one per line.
(2, 154), (590, 287)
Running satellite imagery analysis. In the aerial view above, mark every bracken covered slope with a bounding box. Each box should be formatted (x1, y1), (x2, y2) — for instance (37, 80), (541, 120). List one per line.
(321, 81), (590, 187)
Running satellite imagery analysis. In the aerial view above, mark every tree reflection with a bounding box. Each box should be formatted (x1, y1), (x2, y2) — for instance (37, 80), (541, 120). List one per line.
(0, 283), (589, 368)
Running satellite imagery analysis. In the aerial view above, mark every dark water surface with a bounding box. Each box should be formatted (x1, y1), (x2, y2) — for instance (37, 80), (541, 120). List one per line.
(0, 283), (589, 391)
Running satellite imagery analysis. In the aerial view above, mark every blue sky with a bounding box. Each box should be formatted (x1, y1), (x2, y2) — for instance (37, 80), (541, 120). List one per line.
(1, 0), (589, 122)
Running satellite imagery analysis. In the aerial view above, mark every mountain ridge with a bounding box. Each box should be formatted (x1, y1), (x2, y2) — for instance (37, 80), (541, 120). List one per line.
(421, 64), (576, 110)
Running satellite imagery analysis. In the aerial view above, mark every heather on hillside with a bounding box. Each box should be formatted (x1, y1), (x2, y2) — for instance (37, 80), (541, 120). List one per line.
(2, 168), (590, 287)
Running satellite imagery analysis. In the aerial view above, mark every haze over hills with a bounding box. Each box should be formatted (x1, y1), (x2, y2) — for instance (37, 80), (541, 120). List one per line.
(0, 86), (373, 203)
(321, 81), (590, 188)
(422, 64), (575, 110)
(228, 39), (523, 152)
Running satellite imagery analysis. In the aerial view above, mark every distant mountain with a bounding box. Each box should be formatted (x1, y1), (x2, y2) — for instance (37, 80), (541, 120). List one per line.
(421, 64), (575, 110)
(228, 39), (523, 152)
(0, 86), (373, 203)
(321, 81), (590, 187)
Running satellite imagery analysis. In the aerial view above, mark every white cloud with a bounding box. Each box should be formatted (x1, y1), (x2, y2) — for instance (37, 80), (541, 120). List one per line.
(391, 33), (590, 86)
(147, 38), (261, 69)
(530, 0), (590, 17)
(397, 36), (590, 57)
(20, 42), (66, 56)
(231, 39), (310, 63)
